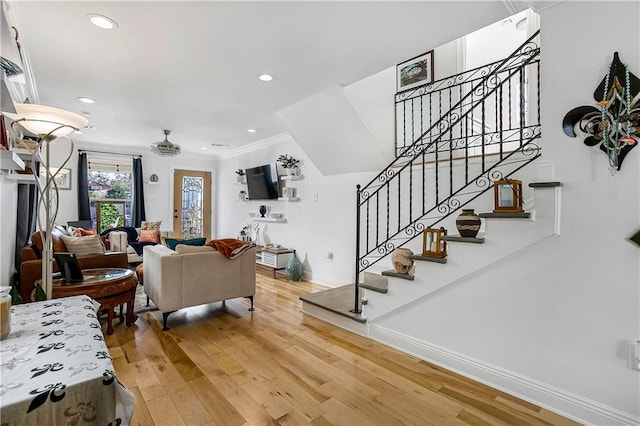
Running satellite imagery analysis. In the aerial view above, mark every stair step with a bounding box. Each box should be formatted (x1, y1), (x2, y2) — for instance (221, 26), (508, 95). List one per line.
(443, 235), (485, 244)
(381, 270), (415, 281)
(479, 212), (531, 219)
(360, 281), (389, 293)
(528, 181), (563, 188)
(299, 284), (366, 323)
(410, 255), (447, 264)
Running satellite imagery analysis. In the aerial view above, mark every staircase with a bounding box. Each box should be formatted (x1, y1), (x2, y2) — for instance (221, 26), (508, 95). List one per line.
(301, 30), (543, 332)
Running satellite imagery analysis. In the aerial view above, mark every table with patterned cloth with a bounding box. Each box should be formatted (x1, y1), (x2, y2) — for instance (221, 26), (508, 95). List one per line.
(0, 295), (135, 425)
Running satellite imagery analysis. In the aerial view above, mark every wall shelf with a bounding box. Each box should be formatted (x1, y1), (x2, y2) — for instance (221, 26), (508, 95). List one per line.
(251, 217), (287, 223)
(278, 196), (300, 202)
(0, 150), (25, 171)
(2, 173), (35, 183)
(281, 175), (304, 181)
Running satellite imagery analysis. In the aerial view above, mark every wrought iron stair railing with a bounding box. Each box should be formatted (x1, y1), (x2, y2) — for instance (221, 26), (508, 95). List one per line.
(352, 30), (541, 313)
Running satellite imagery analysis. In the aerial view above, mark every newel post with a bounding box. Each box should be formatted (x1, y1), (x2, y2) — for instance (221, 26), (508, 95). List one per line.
(351, 184), (362, 314)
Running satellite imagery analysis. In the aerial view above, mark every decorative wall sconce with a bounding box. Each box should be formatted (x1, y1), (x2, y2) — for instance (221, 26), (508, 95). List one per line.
(421, 227), (447, 259)
(493, 179), (524, 213)
(563, 52), (639, 172)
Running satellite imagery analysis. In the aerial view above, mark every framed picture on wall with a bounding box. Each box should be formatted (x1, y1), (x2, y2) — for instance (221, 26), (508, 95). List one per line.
(397, 50), (434, 93)
(41, 167), (72, 190)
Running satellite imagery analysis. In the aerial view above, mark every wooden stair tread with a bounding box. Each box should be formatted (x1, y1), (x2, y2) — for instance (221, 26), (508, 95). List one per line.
(528, 181), (563, 188)
(360, 280), (390, 292)
(442, 235), (485, 243)
(478, 212), (531, 219)
(300, 284), (366, 323)
(381, 270), (415, 281)
(410, 255), (447, 264)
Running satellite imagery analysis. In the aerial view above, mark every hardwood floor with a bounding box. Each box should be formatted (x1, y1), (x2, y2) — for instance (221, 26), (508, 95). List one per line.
(105, 273), (580, 426)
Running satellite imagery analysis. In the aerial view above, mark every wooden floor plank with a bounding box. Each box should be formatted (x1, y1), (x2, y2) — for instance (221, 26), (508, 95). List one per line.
(168, 387), (213, 425)
(188, 375), (247, 426)
(104, 274), (578, 426)
(145, 394), (186, 426)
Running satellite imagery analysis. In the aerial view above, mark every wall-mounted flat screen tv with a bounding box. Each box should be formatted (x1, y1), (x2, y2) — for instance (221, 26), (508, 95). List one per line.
(245, 164), (280, 200)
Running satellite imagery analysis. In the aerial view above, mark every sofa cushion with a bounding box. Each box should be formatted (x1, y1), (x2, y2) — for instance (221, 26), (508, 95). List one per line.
(175, 244), (215, 254)
(60, 235), (105, 256)
(163, 237), (206, 251)
(139, 229), (160, 243)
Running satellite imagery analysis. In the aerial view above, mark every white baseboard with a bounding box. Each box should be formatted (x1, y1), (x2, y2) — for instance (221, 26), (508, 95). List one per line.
(369, 324), (640, 426)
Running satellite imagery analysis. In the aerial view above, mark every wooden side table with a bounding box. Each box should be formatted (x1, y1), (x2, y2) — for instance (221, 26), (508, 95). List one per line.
(256, 247), (294, 278)
(43, 268), (138, 335)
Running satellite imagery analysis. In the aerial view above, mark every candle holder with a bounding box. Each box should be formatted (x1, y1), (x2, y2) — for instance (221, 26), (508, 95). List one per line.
(421, 227), (447, 259)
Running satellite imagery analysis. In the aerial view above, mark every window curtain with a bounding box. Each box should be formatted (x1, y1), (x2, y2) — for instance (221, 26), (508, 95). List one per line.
(131, 157), (146, 227)
(14, 179), (38, 286)
(77, 152), (91, 221)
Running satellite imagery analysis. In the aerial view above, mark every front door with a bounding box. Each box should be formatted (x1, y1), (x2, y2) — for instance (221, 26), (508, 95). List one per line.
(172, 169), (212, 239)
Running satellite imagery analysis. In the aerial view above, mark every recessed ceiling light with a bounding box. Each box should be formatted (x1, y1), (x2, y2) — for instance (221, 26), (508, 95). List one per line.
(77, 97), (96, 104)
(247, 129), (257, 133)
(258, 74), (274, 82)
(201, 147), (209, 150)
(88, 14), (119, 30)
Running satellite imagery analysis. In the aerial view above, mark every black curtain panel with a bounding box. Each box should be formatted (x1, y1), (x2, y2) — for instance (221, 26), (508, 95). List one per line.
(14, 181), (38, 284)
(131, 157), (146, 227)
(77, 152), (91, 221)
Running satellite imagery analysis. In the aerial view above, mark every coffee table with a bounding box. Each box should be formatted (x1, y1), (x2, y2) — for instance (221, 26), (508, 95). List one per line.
(46, 268), (138, 335)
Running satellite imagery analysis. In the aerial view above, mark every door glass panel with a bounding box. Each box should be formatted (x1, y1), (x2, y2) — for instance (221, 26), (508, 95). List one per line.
(181, 176), (204, 238)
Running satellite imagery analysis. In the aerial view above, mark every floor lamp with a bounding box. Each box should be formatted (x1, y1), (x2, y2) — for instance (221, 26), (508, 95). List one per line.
(9, 103), (88, 299)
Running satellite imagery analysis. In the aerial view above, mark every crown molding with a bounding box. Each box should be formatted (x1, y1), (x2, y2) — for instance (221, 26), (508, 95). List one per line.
(215, 132), (293, 159)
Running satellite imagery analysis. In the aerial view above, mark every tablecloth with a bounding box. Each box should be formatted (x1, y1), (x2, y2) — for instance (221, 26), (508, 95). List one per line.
(0, 295), (135, 425)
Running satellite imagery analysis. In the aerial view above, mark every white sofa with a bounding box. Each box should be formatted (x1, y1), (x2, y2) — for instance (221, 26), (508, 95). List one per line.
(143, 244), (256, 330)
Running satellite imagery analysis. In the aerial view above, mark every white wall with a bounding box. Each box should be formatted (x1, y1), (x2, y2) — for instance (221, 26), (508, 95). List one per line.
(0, 178), (17, 284)
(215, 134), (375, 286)
(370, 1), (640, 423)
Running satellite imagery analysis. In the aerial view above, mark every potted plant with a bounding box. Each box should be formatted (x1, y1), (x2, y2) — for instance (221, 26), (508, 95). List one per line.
(235, 168), (246, 183)
(277, 154), (301, 176)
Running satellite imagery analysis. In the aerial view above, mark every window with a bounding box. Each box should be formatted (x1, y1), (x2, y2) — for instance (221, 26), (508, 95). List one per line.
(87, 158), (133, 233)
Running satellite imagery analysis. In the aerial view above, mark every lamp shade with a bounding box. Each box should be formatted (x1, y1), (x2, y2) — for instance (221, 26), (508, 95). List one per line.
(10, 103), (88, 138)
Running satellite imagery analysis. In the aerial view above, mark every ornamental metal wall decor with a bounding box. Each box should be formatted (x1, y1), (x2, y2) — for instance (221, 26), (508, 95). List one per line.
(562, 52), (640, 172)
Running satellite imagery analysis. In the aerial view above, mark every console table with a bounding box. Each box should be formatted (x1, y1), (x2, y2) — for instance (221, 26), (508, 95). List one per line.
(38, 268), (138, 335)
(256, 247), (294, 278)
(0, 296), (135, 425)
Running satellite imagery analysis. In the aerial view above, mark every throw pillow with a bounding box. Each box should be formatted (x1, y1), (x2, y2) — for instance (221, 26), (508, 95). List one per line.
(138, 229), (160, 243)
(164, 237), (206, 251)
(175, 244), (215, 254)
(60, 235), (105, 256)
(141, 221), (162, 231)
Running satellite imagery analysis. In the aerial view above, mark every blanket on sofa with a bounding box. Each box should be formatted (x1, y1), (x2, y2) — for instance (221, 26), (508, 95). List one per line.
(206, 238), (255, 259)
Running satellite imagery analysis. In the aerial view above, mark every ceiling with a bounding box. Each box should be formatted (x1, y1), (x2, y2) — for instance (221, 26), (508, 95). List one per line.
(4, 1), (518, 156)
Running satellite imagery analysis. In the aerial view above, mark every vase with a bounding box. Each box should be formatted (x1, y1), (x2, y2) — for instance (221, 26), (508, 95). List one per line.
(391, 248), (414, 274)
(286, 252), (303, 281)
(456, 209), (481, 238)
(259, 205), (267, 217)
(286, 167), (300, 177)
